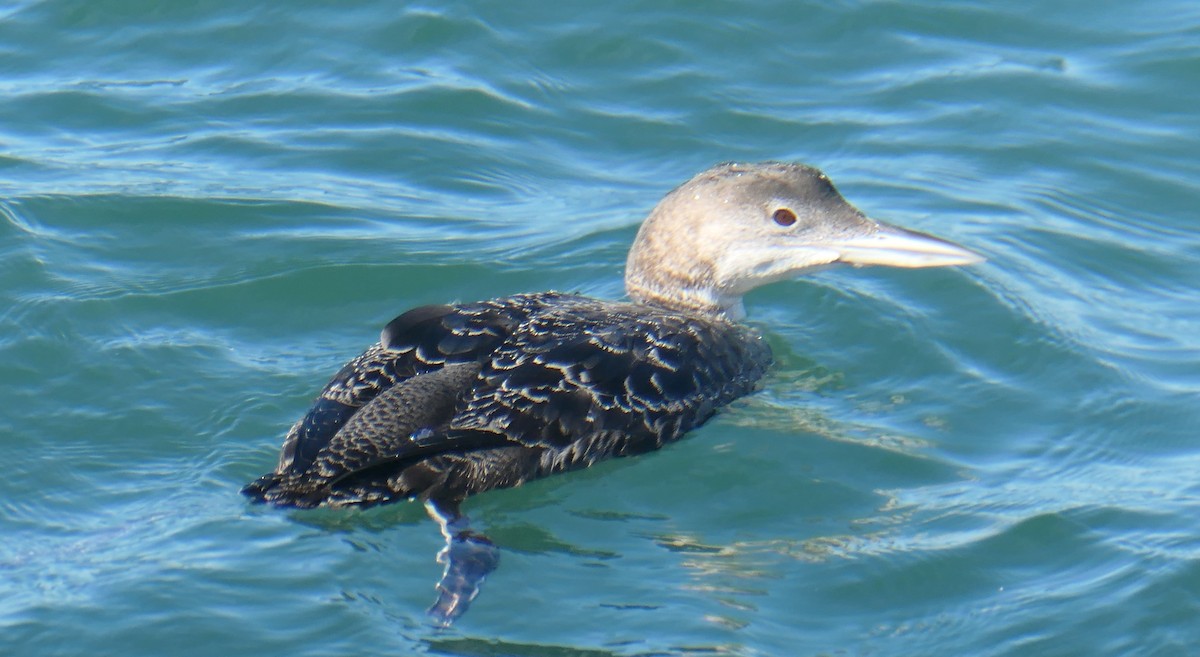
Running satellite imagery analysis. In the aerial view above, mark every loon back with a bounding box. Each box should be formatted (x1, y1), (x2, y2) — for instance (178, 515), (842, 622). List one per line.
(242, 292), (771, 508)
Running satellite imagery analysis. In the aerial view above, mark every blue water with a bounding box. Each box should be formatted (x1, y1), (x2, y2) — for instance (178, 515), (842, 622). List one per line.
(3, 1), (1199, 655)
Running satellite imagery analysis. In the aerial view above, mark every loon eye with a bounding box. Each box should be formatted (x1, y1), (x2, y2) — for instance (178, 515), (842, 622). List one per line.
(772, 208), (797, 226)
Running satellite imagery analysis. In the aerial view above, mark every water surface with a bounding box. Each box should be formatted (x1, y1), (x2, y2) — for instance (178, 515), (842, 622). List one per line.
(3, 1), (1199, 655)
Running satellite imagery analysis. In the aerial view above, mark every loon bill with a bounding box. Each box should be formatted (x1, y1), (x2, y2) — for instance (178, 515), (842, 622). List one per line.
(242, 161), (983, 624)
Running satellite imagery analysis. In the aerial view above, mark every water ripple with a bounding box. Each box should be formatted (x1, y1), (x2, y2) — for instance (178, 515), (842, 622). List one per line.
(3, 0), (1200, 654)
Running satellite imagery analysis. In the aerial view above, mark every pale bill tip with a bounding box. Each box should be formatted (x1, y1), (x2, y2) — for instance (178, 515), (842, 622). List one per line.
(834, 224), (985, 268)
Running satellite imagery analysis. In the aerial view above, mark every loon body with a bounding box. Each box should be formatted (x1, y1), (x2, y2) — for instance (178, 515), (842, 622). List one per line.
(243, 162), (982, 623)
(244, 294), (770, 509)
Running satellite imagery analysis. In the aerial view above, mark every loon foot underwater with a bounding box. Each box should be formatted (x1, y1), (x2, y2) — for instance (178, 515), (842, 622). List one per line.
(242, 161), (984, 625)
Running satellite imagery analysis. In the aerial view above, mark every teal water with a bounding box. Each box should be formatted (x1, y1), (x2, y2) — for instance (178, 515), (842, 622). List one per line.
(3, 1), (1199, 655)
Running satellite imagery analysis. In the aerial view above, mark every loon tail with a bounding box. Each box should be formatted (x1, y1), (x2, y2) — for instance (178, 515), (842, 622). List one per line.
(240, 428), (517, 510)
(240, 472), (332, 509)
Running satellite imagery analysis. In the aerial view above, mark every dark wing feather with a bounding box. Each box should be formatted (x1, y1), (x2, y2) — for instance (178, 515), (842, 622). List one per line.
(252, 363), (513, 508)
(265, 292), (587, 477)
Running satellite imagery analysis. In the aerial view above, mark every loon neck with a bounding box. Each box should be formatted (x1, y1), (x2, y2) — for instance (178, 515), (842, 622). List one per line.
(625, 279), (747, 321)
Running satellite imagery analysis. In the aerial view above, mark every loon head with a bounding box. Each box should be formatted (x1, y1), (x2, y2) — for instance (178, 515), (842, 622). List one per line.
(624, 161), (984, 318)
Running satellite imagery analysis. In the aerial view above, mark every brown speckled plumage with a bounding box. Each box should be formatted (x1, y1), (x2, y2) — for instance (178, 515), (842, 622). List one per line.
(242, 293), (770, 508)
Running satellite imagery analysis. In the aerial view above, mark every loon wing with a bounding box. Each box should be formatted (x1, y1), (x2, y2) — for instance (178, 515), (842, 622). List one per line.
(248, 362), (512, 507)
(264, 294), (581, 479)
(243, 293), (590, 502)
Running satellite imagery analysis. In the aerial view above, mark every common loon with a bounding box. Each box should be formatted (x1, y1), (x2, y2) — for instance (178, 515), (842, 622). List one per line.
(242, 161), (982, 623)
